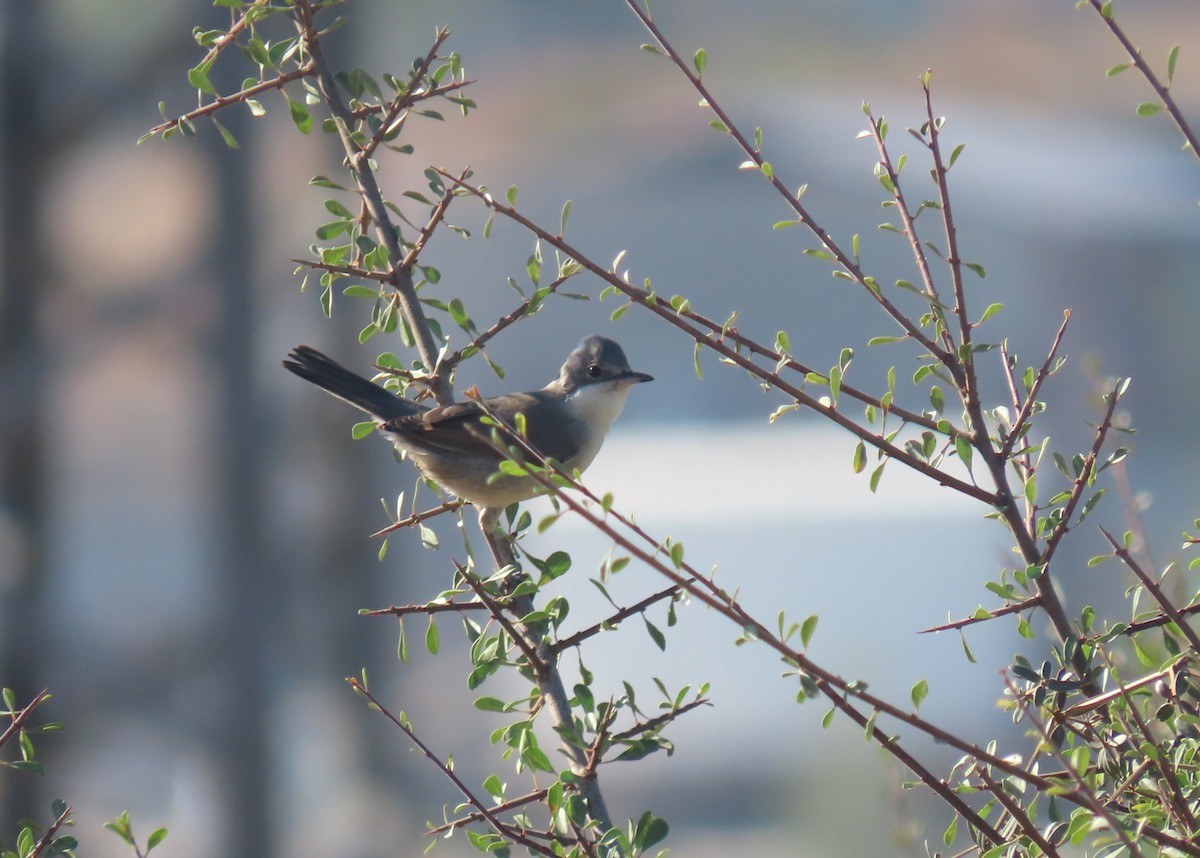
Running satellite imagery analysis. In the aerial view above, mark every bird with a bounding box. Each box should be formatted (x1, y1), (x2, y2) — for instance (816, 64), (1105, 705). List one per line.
(282, 336), (653, 534)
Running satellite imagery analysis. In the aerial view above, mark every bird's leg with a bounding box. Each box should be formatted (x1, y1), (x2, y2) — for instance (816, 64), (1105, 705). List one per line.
(478, 506), (523, 590)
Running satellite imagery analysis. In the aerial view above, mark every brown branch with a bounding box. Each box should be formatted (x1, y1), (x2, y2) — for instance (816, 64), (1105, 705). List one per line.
(369, 500), (465, 538)
(551, 582), (682, 654)
(0, 688), (50, 751)
(362, 27), (451, 160)
(918, 596), (1039, 635)
(292, 258), (392, 283)
(27, 802), (72, 858)
(348, 678), (556, 856)
(1003, 675), (1147, 857)
(610, 696), (709, 742)
(351, 79), (474, 120)
(439, 270), (573, 376)
(678, 304), (957, 439)
(1094, 601), (1200, 639)
(976, 768), (1060, 857)
(465, 411), (1039, 845)
(921, 78), (972, 393)
(1096, 651), (1196, 834)
(144, 64), (315, 139)
(436, 169), (1000, 507)
(867, 108), (942, 306)
(396, 167), (466, 278)
(362, 599), (487, 617)
(624, 0), (949, 364)
(1101, 527), (1200, 654)
(1085, 0), (1200, 163)
(426, 786), (550, 837)
(197, 0), (271, 69)
(1042, 388), (1121, 566)
(293, 0), (452, 404)
(999, 310), (1071, 460)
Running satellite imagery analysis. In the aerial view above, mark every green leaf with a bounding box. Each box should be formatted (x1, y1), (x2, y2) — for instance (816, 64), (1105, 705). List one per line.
(800, 614), (818, 648)
(948, 142), (966, 168)
(911, 679), (928, 710)
(943, 814), (958, 846)
(644, 618), (666, 651)
(709, 119), (729, 133)
(287, 97), (313, 133)
(187, 63), (217, 95)
(851, 441), (867, 474)
(1106, 62), (1131, 77)
(147, 827), (169, 852)
(1168, 45), (1180, 83)
(425, 616), (439, 654)
(693, 47), (707, 76)
(1136, 101), (1164, 116)
(869, 462), (886, 493)
(559, 199), (572, 235)
(211, 117), (240, 149)
(474, 696), (506, 712)
(351, 420), (375, 440)
(976, 302), (1003, 325)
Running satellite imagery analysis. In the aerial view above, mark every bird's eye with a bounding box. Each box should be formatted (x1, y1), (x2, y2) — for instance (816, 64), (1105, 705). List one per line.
(587, 364), (602, 378)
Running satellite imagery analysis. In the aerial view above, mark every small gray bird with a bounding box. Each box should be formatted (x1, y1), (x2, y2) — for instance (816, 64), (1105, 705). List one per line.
(283, 336), (652, 531)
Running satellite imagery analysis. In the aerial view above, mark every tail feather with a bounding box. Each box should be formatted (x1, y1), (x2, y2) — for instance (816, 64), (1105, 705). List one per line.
(283, 346), (424, 421)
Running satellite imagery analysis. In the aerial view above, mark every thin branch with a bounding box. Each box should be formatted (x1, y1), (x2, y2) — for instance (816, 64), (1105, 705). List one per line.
(426, 786), (550, 837)
(293, 0), (452, 404)
(438, 170), (1000, 506)
(1085, 0), (1200, 163)
(918, 596), (1039, 635)
(361, 27), (453, 160)
(348, 677), (556, 856)
(1101, 527), (1200, 654)
(0, 688), (50, 751)
(1096, 651), (1196, 835)
(999, 311), (1071, 460)
(624, 0), (950, 364)
(362, 599), (487, 617)
(976, 768), (1060, 857)
(396, 167), (466, 277)
(551, 582), (682, 654)
(1003, 675), (1146, 857)
(1042, 383), (1121, 564)
(369, 500), (465, 539)
(144, 65), (315, 138)
(438, 270), (574, 377)
(27, 803), (72, 858)
(921, 78), (973, 393)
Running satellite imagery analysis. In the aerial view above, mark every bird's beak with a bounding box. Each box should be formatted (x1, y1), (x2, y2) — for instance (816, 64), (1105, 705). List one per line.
(618, 370), (654, 384)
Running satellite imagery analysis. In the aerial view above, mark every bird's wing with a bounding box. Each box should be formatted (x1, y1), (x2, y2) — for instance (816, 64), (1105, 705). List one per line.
(381, 391), (578, 462)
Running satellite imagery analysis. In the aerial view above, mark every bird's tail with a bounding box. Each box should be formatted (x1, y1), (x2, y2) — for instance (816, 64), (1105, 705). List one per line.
(283, 346), (424, 421)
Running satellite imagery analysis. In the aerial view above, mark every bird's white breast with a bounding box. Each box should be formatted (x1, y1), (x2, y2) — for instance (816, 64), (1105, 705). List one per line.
(561, 382), (633, 473)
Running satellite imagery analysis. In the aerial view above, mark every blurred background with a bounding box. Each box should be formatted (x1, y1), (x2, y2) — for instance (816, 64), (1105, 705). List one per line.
(2, 1), (1199, 855)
